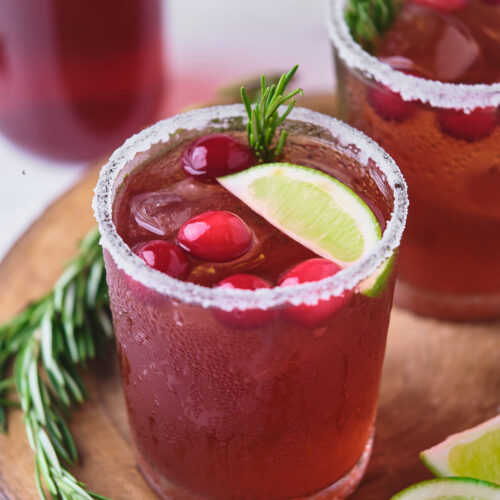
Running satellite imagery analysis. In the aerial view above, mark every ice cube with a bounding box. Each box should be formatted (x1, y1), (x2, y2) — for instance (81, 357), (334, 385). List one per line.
(131, 191), (193, 237)
(170, 177), (221, 201)
(434, 19), (481, 82)
(170, 177), (242, 213)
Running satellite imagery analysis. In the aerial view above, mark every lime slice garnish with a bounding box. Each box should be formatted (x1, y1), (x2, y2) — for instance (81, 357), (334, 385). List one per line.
(391, 478), (500, 500)
(218, 163), (381, 269)
(359, 254), (394, 297)
(421, 414), (500, 484)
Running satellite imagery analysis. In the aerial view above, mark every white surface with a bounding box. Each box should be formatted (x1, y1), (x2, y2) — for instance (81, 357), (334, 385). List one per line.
(166, 0), (333, 96)
(0, 0), (333, 261)
(0, 136), (85, 260)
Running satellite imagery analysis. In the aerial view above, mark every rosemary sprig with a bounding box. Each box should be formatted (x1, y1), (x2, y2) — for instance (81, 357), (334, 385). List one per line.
(218, 72), (289, 103)
(0, 226), (112, 499)
(345, 0), (398, 51)
(240, 65), (303, 163)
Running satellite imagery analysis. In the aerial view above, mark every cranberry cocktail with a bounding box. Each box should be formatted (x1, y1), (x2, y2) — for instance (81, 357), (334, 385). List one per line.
(94, 104), (407, 499)
(328, 0), (500, 319)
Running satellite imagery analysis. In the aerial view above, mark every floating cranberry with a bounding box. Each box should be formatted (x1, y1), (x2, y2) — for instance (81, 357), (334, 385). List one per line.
(279, 258), (351, 327)
(439, 107), (497, 141)
(368, 83), (417, 122)
(369, 59), (421, 122)
(214, 274), (275, 328)
(178, 211), (252, 262)
(134, 240), (190, 279)
(413, 0), (469, 11)
(182, 134), (256, 180)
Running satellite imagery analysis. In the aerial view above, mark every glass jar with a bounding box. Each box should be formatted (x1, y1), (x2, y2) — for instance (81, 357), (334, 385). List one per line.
(0, 0), (165, 161)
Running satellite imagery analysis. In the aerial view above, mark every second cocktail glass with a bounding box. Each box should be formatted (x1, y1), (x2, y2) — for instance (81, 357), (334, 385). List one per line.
(328, 0), (500, 319)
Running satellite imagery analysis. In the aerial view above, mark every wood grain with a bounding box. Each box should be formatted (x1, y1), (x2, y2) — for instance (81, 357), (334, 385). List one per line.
(0, 94), (498, 500)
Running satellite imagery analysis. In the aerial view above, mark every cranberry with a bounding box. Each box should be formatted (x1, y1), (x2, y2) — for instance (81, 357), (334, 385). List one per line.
(278, 259), (351, 327)
(134, 240), (190, 279)
(182, 134), (256, 180)
(481, 0), (500, 4)
(413, 0), (469, 11)
(214, 274), (275, 328)
(369, 83), (417, 122)
(439, 107), (497, 141)
(177, 211), (252, 262)
(368, 61), (420, 122)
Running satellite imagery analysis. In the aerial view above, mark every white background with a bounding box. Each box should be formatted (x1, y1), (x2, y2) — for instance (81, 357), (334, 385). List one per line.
(0, 0), (334, 261)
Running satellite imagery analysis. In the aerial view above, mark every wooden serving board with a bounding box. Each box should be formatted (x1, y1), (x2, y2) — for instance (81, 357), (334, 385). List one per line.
(0, 94), (499, 500)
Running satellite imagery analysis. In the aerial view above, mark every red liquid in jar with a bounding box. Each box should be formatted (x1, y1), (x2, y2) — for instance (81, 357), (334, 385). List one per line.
(0, 0), (165, 161)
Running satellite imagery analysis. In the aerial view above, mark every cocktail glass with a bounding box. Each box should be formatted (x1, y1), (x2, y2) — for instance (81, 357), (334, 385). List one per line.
(327, 0), (500, 319)
(93, 105), (408, 499)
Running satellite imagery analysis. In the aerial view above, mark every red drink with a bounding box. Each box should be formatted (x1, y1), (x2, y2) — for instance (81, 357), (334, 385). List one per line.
(0, 0), (164, 161)
(94, 106), (408, 499)
(328, 0), (500, 319)
(375, 0), (500, 85)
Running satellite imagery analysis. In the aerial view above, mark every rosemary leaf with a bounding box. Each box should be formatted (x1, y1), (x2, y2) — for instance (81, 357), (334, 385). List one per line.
(0, 398), (20, 408)
(0, 225), (112, 499)
(241, 65), (303, 162)
(345, 0), (398, 51)
(0, 377), (14, 392)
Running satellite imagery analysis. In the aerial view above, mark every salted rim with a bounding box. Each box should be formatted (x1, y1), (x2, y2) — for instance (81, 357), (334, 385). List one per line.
(326, 0), (500, 111)
(93, 104), (408, 311)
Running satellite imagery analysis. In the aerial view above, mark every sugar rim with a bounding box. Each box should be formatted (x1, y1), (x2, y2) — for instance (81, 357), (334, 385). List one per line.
(326, 0), (500, 111)
(93, 104), (408, 311)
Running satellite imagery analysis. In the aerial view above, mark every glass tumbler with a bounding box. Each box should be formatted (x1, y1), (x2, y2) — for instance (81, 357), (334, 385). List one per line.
(327, 0), (500, 319)
(93, 105), (408, 499)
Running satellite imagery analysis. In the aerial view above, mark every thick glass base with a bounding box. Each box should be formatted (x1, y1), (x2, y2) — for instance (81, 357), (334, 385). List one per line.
(395, 280), (500, 321)
(298, 434), (373, 500)
(135, 433), (374, 500)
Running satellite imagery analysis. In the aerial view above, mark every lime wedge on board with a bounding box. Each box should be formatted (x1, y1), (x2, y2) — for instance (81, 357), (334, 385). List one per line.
(421, 414), (500, 484)
(391, 477), (500, 500)
(218, 162), (381, 267)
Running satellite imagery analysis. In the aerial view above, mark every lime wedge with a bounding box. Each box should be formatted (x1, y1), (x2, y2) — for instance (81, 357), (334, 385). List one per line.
(391, 478), (500, 500)
(218, 163), (381, 267)
(421, 415), (500, 484)
(359, 254), (394, 297)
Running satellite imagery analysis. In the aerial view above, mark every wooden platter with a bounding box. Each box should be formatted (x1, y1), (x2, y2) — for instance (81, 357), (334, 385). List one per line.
(0, 94), (499, 500)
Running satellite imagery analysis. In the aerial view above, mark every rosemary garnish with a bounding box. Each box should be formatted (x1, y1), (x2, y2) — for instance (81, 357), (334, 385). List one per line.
(0, 226), (112, 500)
(240, 65), (303, 163)
(345, 0), (398, 51)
